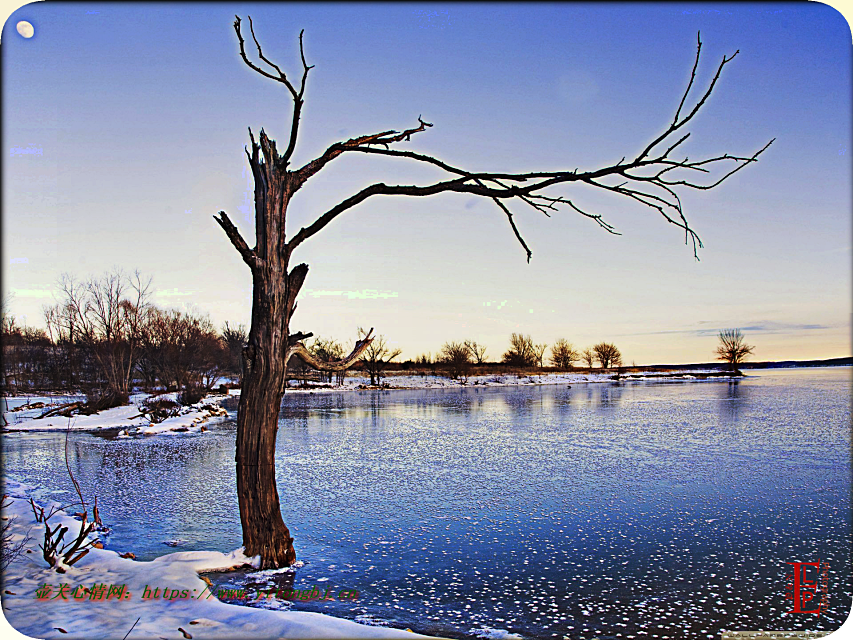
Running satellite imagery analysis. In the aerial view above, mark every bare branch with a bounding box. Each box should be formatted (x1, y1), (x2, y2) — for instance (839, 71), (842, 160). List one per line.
(673, 32), (703, 125)
(295, 117), (433, 186)
(287, 328), (374, 370)
(284, 34), (769, 259)
(637, 34), (740, 162)
(489, 195), (533, 263)
(234, 17), (313, 167)
(214, 211), (258, 269)
(247, 16), (295, 96)
(233, 16), (285, 85)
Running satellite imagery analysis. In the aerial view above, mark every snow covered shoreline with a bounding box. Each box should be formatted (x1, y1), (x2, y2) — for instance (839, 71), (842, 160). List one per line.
(279, 369), (739, 394)
(1, 369), (741, 434)
(0, 479), (434, 639)
(2, 393), (229, 435)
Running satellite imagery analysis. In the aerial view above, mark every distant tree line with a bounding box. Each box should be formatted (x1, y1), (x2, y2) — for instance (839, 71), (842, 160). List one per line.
(395, 334), (626, 380)
(3, 271), (756, 396)
(2, 270), (246, 406)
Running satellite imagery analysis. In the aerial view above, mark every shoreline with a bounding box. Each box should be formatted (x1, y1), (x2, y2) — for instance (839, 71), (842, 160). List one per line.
(0, 479), (434, 639)
(1, 369), (752, 433)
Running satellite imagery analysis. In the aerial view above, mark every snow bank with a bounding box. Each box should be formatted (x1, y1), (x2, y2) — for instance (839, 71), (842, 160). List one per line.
(2, 395), (228, 436)
(0, 479), (433, 639)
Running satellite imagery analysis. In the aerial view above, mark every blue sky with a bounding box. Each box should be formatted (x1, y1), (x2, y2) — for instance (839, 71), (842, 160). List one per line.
(2, 2), (851, 364)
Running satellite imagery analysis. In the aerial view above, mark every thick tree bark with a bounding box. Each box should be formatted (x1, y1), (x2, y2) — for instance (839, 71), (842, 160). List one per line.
(233, 155), (299, 567)
(217, 134), (372, 568)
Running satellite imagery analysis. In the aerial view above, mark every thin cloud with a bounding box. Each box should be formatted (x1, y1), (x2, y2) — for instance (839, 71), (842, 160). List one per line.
(618, 321), (832, 338)
(11, 289), (52, 298)
(305, 289), (398, 300)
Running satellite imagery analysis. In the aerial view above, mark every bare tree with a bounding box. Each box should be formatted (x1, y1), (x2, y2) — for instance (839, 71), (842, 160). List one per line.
(47, 270), (151, 403)
(439, 341), (472, 379)
(138, 308), (226, 400)
(215, 19), (770, 567)
(309, 336), (345, 383)
(222, 322), (248, 381)
(464, 340), (488, 365)
(581, 348), (595, 370)
(502, 333), (537, 367)
(533, 342), (548, 369)
(551, 339), (580, 370)
(715, 328), (754, 372)
(593, 342), (622, 370)
(359, 328), (402, 386)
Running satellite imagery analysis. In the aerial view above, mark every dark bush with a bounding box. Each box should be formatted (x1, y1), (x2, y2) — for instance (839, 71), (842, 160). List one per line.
(142, 397), (180, 423)
(178, 383), (206, 406)
(80, 390), (129, 414)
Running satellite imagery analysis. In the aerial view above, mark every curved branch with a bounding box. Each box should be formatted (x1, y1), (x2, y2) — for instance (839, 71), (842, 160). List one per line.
(287, 328), (375, 370)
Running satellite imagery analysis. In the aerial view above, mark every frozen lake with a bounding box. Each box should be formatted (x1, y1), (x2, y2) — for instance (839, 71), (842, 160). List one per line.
(3, 368), (850, 638)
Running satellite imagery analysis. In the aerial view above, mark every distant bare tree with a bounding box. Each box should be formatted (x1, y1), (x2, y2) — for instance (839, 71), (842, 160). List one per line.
(310, 336), (345, 383)
(503, 333), (537, 367)
(581, 348), (595, 370)
(359, 328), (402, 385)
(139, 308), (226, 401)
(414, 353), (432, 366)
(464, 340), (488, 365)
(533, 342), (548, 369)
(413, 353), (436, 377)
(439, 341), (472, 379)
(49, 269), (151, 402)
(593, 342), (622, 369)
(222, 322), (248, 381)
(551, 339), (580, 370)
(715, 328), (754, 371)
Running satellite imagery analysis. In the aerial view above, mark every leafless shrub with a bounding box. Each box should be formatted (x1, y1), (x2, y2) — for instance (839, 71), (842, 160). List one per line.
(142, 397), (180, 423)
(1, 495), (30, 571)
(80, 389), (129, 414)
(179, 383), (207, 406)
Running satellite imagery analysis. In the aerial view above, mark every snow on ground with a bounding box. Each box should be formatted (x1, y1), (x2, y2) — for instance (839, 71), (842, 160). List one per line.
(0, 479), (433, 639)
(282, 371), (614, 393)
(2, 394), (229, 436)
(279, 369), (733, 393)
(2, 369), (735, 431)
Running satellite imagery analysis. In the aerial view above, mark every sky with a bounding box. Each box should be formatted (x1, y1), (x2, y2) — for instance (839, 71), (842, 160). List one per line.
(2, 2), (851, 365)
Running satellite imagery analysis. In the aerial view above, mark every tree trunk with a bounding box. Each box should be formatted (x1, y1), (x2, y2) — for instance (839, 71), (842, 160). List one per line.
(232, 141), (303, 568)
(235, 257), (309, 568)
(217, 127), (373, 569)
